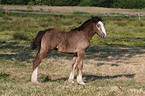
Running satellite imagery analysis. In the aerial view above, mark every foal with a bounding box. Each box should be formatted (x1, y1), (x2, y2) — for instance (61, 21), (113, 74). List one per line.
(31, 17), (107, 85)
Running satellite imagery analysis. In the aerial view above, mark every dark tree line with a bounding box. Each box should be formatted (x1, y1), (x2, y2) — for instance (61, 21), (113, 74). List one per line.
(1, 0), (145, 9)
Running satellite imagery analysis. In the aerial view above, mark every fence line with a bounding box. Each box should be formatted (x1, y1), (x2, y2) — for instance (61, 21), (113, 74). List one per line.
(4, 8), (144, 20)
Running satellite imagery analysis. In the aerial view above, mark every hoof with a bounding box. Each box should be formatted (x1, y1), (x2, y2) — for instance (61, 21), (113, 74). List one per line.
(31, 80), (39, 84)
(78, 81), (86, 85)
(68, 79), (75, 83)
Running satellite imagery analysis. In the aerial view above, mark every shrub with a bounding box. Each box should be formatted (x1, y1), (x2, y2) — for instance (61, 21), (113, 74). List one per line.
(1, 0), (29, 5)
(1, 0), (145, 9)
(94, 0), (113, 8)
(46, 0), (80, 6)
(78, 0), (94, 6)
(28, 0), (34, 5)
(111, 0), (145, 9)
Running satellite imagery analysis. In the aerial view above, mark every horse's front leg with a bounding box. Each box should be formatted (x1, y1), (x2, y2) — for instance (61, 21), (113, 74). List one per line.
(68, 57), (77, 83)
(77, 50), (85, 85)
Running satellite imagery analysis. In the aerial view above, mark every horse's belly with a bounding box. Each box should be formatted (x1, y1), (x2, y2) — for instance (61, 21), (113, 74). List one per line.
(56, 45), (77, 53)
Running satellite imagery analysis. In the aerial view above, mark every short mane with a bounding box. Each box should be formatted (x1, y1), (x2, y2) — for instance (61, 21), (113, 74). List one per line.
(70, 19), (91, 31)
(70, 16), (102, 32)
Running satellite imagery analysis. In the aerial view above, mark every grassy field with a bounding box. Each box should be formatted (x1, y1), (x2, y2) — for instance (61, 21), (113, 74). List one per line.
(0, 8), (145, 95)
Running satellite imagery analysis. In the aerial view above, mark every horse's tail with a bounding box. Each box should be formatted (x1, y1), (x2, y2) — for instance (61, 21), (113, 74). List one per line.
(31, 31), (46, 50)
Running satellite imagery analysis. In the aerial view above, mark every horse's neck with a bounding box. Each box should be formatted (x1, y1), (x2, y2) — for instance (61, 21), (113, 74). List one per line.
(81, 24), (96, 41)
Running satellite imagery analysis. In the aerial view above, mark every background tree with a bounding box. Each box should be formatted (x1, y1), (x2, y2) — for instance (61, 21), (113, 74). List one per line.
(0, 0), (145, 9)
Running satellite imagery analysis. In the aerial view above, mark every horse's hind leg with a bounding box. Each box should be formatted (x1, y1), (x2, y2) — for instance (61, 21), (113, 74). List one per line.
(31, 49), (52, 83)
(68, 56), (77, 83)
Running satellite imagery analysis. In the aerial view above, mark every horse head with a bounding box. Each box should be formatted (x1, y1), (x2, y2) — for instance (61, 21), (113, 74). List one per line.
(92, 16), (107, 39)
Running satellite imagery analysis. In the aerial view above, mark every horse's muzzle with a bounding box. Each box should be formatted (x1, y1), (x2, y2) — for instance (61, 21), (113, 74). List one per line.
(100, 31), (107, 39)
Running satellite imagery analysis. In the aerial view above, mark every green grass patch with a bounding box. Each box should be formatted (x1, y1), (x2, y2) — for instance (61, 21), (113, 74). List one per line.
(73, 11), (90, 15)
(0, 72), (10, 81)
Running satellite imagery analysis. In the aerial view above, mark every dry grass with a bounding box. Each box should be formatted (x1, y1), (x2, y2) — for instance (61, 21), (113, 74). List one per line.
(1, 5), (145, 15)
(0, 47), (145, 95)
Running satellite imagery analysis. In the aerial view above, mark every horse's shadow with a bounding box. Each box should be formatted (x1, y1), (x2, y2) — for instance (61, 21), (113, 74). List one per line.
(42, 76), (68, 82)
(42, 74), (135, 83)
(83, 74), (135, 82)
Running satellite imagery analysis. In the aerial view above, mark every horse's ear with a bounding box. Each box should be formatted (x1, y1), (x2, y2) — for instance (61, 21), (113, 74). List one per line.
(97, 16), (102, 21)
(91, 16), (101, 22)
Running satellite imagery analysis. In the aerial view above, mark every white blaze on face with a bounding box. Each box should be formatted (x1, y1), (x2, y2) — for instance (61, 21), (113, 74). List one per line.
(96, 21), (107, 39)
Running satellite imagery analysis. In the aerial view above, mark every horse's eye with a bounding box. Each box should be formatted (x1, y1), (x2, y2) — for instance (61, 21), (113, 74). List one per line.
(97, 24), (100, 27)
